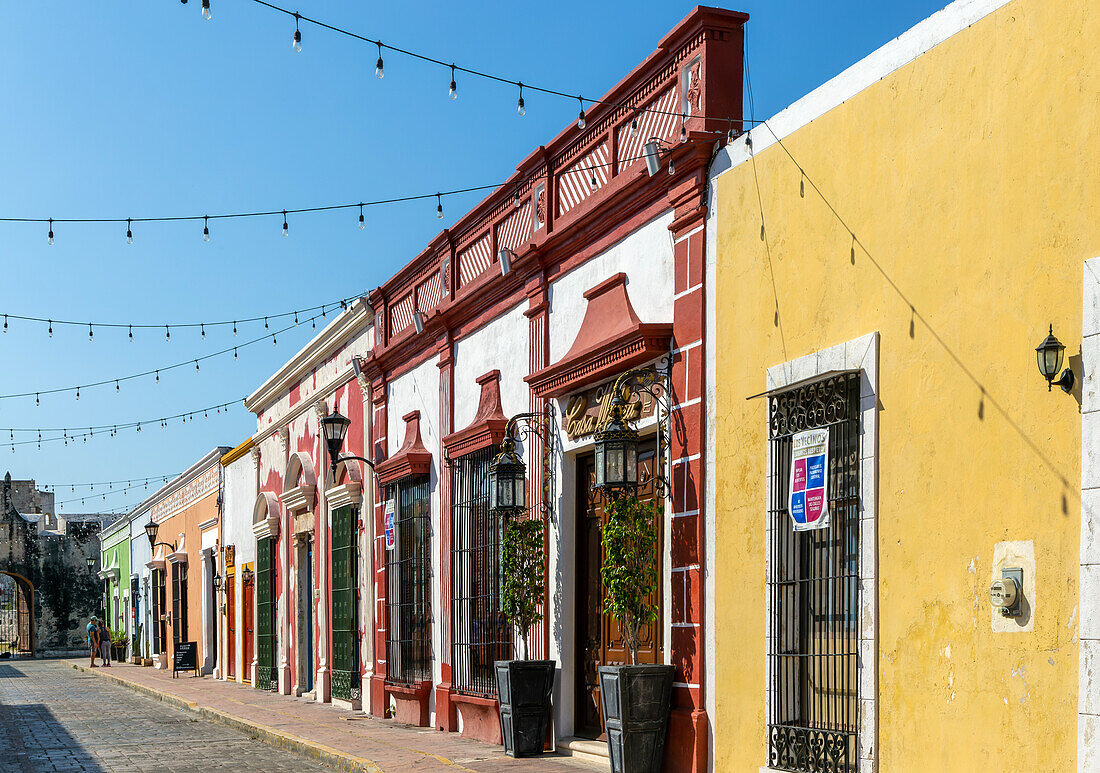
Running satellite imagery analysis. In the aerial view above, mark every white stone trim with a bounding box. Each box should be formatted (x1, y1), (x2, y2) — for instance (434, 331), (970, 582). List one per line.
(1081, 258), (1100, 771)
(763, 332), (878, 772)
(713, 0), (1013, 183)
(245, 299), (373, 412)
(280, 484), (315, 514)
(325, 482), (361, 511)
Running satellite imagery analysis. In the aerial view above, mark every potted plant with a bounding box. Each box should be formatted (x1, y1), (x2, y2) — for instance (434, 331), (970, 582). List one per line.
(110, 628), (128, 662)
(494, 515), (555, 757)
(599, 494), (674, 773)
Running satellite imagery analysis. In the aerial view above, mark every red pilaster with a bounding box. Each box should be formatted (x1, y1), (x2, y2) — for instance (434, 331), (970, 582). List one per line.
(435, 331), (457, 732)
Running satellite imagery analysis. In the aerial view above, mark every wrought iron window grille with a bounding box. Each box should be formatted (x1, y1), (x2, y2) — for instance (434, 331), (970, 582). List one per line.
(766, 373), (861, 773)
(384, 476), (433, 686)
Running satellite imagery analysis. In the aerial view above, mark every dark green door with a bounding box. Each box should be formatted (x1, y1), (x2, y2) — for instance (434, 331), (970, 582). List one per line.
(331, 505), (360, 701)
(255, 536), (276, 691)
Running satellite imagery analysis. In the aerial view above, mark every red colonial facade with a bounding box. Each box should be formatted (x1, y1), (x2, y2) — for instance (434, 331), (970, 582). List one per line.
(231, 7), (745, 771)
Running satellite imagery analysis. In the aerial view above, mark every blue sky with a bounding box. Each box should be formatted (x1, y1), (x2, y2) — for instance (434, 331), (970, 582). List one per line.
(0, 0), (946, 511)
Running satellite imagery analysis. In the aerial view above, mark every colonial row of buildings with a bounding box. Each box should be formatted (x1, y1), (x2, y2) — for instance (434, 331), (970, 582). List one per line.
(94, 0), (1099, 770)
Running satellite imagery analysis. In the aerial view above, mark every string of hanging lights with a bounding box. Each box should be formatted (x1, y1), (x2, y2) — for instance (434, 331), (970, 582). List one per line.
(1, 397), (244, 451)
(38, 474), (176, 492)
(53, 476), (176, 507)
(218, 0), (763, 129)
(0, 306), (340, 404)
(0, 296), (357, 340)
(0, 140), (719, 237)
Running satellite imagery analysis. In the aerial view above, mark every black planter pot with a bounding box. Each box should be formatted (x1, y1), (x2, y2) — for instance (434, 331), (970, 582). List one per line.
(599, 664), (675, 773)
(495, 659), (555, 757)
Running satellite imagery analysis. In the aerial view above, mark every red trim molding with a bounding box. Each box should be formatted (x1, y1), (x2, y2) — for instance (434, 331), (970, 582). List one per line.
(443, 370), (508, 458)
(527, 273), (673, 398)
(376, 410), (432, 485)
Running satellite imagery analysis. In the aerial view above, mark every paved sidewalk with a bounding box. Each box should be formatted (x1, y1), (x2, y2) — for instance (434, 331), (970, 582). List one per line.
(65, 661), (595, 773)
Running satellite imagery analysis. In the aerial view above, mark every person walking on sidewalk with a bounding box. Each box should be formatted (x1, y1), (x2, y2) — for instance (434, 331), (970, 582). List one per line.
(99, 620), (112, 666)
(86, 617), (99, 668)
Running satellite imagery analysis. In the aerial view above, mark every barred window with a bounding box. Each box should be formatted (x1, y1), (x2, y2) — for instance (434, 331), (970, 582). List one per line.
(384, 475), (432, 685)
(450, 446), (512, 697)
(767, 373), (861, 773)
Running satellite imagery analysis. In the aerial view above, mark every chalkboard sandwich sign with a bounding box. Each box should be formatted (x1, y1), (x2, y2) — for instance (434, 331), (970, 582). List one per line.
(172, 641), (198, 678)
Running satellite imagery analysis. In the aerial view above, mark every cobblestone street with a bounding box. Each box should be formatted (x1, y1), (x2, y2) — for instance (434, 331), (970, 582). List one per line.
(0, 660), (335, 772)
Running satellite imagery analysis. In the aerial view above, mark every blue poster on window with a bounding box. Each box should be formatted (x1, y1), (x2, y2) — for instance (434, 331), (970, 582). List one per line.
(788, 428), (830, 532)
(384, 499), (395, 550)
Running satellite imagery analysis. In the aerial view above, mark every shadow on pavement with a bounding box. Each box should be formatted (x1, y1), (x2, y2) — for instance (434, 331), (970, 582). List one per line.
(0, 702), (106, 773)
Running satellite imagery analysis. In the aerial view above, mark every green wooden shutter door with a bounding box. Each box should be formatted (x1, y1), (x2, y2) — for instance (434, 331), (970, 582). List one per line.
(331, 505), (360, 701)
(255, 536), (276, 691)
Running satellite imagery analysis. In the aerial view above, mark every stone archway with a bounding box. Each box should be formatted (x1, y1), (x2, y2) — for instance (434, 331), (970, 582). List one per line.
(0, 572), (34, 656)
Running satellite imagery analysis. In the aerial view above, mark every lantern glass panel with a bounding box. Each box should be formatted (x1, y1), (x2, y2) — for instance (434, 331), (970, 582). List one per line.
(608, 446), (625, 486)
(1040, 345), (1063, 379)
(594, 443), (605, 488)
(500, 474), (513, 508)
(626, 443), (637, 483)
(514, 473), (526, 510)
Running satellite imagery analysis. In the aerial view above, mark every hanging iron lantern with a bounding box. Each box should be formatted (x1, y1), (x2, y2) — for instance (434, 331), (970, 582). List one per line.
(594, 394), (639, 496)
(144, 518), (158, 548)
(488, 437), (527, 514)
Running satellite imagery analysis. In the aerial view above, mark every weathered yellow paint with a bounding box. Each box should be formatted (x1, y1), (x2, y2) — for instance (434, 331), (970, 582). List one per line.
(713, 0), (1098, 769)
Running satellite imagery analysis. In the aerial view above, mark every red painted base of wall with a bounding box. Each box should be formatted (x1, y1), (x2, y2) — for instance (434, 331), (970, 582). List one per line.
(385, 680), (432, 727)
(665, 707), (708, 772)
(435, 684), (457, 732)
(451, 693), (502, 745)
(369, 674), (387, 718)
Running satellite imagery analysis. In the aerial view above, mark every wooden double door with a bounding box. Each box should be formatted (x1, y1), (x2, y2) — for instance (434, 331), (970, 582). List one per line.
(575, 440), (662, 739)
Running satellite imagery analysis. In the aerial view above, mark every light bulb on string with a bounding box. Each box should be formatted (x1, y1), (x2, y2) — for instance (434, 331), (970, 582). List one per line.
(126, 219), (133, 244)
(264, 317), (269, 330)
(128, 325), (133, 342)
(203, 216), (211, 243)
(47, 219), (54, 245)
(517, 83), (525, 116)
(680, 115), (687, 143)
(630, 112), (639, 136)
(48, 320), (52, 337)
(88, 323), (93, 341)
(35, 394), (39, 407)
(233, 321), (237, 336)
(375, 42), (384, 78)
(359, 204), (365, 230)
(75, 387), (79, 401)
(293, 312), (298, 325)
(577, 98), (586, 129)
(3, 315), (6, 332)
(201, 0), (211, 20)
(282, 211), (289, 236)
(436, 194), (443, 220)
(668, 157), (675, 175)
(195, 360), (200, 372)
(233, 347), (238, 360)
(165, 325), (170, 342)
(449, 64), (457, 100)
(272, 334), (277, 347)
(292, 14), (302, 52)
(155, 370), (159, 383)
(115, 380), (119, 393)
(201, 324), (205, 340)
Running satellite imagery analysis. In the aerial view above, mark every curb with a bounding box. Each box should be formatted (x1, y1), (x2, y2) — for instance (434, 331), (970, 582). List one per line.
(69, 662), (384, 773)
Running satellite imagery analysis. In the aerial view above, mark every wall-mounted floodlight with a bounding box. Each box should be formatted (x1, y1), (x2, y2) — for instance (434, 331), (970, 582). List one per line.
(412, 310), (426, 334)
(643, 139), (663, 177)
(499, 248), (516, 277)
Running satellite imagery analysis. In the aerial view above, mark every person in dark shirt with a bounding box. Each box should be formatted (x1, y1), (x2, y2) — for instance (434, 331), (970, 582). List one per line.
(86, 617), (99, 668)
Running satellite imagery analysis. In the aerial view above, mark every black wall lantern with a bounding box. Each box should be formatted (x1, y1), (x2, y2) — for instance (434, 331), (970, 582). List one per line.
(320, 408), (376, 480)
(488, 437), (527, 514)
(213, 573), (222, 591)
(86, 557), (95, 572)
(240, 565), (254, 586)
(594, 394), (640, 496)
(1036, 325), (1075, 393)
(144, 518), (158, 548)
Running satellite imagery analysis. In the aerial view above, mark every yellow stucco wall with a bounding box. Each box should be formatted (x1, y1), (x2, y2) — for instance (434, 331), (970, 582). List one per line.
(713, 0), (1098, 769)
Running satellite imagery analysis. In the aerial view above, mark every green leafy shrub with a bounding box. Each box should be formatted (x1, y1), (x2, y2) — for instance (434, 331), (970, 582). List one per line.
(601, 495), (659, 665)
(501, 516), (545, 660)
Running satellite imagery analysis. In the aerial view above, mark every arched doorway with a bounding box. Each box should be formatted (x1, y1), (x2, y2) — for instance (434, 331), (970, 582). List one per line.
(0, 572), (35, 657)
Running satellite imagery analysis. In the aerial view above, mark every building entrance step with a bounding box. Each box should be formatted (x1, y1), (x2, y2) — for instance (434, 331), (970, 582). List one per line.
(555, 737), (611, 769)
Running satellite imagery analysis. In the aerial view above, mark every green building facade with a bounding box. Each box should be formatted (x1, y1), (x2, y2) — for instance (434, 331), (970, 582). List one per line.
(98, 516), (131, 655)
